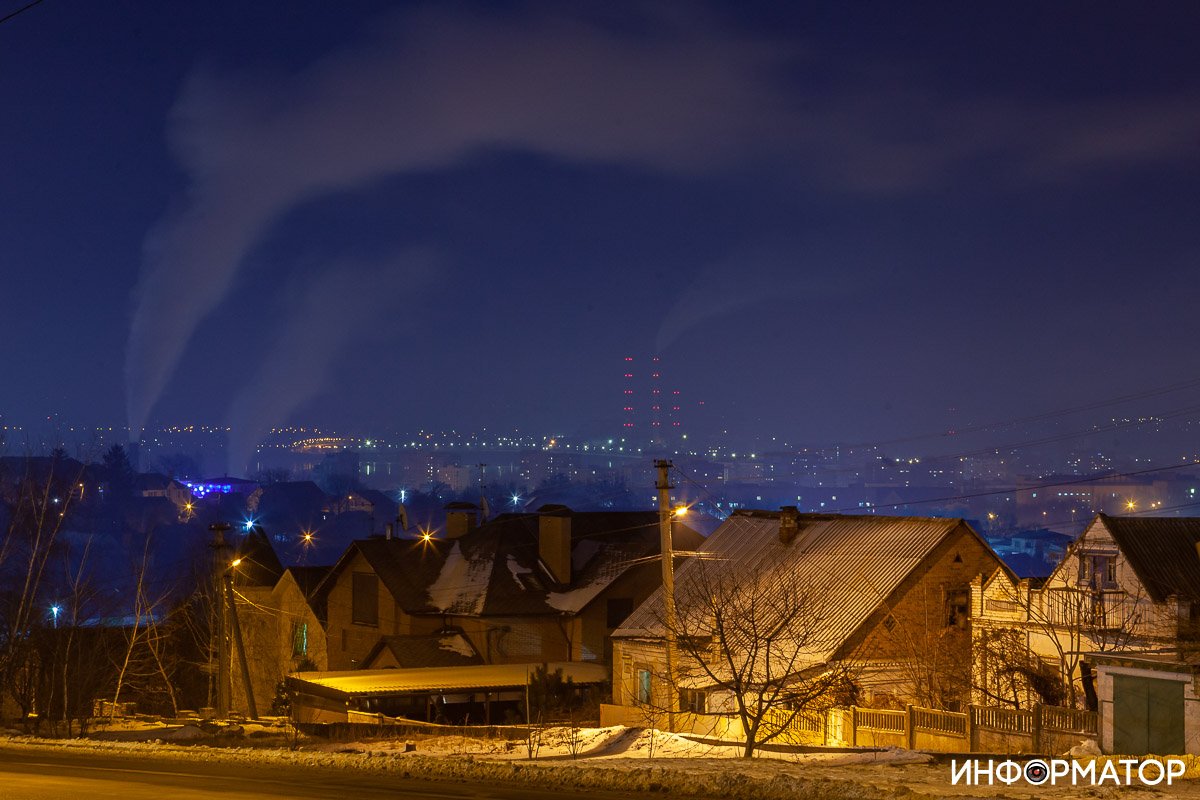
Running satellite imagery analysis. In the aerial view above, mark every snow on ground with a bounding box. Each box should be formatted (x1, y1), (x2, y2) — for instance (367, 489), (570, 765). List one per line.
(6, 725), (1200, 799)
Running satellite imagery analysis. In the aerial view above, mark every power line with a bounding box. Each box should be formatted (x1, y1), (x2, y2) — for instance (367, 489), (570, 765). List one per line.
(835, 374), (1200, 452)
(0, 0), (44, 27)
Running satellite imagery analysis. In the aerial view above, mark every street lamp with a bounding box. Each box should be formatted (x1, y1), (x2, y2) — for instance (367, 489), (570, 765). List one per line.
(50, 605), (61, 628)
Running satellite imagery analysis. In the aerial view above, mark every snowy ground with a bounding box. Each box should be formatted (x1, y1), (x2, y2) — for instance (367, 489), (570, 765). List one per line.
(4, 723), (1200, 799)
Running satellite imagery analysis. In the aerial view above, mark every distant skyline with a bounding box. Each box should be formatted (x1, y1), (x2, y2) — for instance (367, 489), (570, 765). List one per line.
(4, 2), (1200, 457)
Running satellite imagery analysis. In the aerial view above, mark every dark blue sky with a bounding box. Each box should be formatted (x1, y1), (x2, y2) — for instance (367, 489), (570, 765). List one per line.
(3, 1), (1199, 459)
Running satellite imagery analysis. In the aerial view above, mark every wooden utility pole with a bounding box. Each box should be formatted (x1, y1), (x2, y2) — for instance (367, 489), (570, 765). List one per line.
(209, 523), (232, 718)
(655, 459), (679, 732)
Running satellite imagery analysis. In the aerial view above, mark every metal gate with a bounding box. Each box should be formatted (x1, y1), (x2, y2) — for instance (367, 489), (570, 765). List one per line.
(1112, 674), (1184, 755)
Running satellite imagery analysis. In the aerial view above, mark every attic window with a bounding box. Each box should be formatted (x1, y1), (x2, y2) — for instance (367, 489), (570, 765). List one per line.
(952, 553), (963, 566)
(883, 614), (896, 632)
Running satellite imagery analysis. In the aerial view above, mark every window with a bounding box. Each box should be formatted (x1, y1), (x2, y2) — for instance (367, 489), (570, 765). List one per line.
(1105, 558), (1118, 586)
(680, 688), (707, 714)
(292, 622), (308, 656)
(946, 589), (969, 628)
(606, 598), (635, 629)
(352, 572), (379, 626)
(636, 668), (652, 705)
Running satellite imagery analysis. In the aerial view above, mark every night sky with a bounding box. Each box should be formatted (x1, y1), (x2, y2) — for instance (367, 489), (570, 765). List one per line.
(3, 1), (1199, 455)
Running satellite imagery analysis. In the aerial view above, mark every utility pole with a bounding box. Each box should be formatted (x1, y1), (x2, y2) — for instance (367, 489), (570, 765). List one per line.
(209, 523), (232, 719)
(225, 572), (259, 719)
(655, 459), (679, 732)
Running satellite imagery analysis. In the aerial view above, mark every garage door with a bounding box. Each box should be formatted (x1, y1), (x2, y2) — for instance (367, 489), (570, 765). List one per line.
(1112, 674), (1184, 755)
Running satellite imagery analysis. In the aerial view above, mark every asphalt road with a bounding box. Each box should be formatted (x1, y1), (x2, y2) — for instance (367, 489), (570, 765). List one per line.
(0, 746), (645, 800)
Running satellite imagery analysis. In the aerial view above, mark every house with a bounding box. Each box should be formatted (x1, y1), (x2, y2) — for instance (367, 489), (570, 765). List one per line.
(134, 473), (194, 510)
(247, 481), (330, 532)
(341, 488), (398, 522)
(973, 513), (1200, 715)
(608, 509), (1009, 728)
(227, 532), (330, 715)
(317, 505), (703, 672)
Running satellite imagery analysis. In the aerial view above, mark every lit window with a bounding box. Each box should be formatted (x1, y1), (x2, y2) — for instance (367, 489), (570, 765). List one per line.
(636, 669), (652, 705)
(292, 622), (308, 656)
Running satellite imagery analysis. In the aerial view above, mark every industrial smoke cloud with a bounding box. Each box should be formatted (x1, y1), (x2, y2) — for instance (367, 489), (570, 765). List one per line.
(126, 3), (1200, 441)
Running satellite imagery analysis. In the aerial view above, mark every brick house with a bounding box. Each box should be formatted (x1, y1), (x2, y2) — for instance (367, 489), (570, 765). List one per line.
(609, 509), (1008, 723)
(318, 506), (703, 671)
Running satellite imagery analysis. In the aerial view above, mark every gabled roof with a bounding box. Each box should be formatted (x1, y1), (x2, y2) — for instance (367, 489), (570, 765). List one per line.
(317, 536), (450, 614)
(253, 481), (329, 530)
(319, 510), (701, 619)
(351, 488), (398, 516)
(615, 511), (1002, 667)
(424, 511), (701, 617)
(234, 527), (284, 587)
(1095, 513), (1200, 603)
(362, 631), (483, 669)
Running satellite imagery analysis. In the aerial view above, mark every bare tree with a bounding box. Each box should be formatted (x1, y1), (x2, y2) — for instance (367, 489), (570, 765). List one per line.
(882, 584), (974, 710)
(668, 560), (855, 758)
(110, 529), (180, 717)
(0, 453), (84, 726)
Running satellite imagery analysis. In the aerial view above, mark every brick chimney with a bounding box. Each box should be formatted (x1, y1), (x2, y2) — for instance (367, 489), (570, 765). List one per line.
(779, 505), (800, 545)
(539, 506), (573, 585)
(444, 501), (479, 539)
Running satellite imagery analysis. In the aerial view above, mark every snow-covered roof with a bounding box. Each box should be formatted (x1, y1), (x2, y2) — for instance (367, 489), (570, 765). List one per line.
(615, 511), (997, 667)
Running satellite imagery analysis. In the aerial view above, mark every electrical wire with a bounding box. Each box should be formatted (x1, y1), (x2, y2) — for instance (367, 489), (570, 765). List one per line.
(0, 0), (44, 27)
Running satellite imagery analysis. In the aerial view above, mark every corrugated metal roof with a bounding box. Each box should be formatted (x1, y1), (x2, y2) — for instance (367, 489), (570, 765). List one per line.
(289, 661), (609, 697)
(1097, 514), (1200, 602)
(614, 512), (969, 667)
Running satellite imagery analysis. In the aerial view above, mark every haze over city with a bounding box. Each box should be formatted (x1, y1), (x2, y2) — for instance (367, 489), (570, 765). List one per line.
(5, 1), (1200, 472)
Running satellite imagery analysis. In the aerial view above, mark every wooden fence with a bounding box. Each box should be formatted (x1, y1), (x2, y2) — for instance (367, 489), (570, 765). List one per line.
(602, 701), (1097, 754)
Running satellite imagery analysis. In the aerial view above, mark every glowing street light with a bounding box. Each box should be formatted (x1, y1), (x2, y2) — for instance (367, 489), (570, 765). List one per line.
(230, 557), (243, 568)
(50, 605), (61, 628)
(1126, 500), (1137, 511)
(672, 505), (689, 517)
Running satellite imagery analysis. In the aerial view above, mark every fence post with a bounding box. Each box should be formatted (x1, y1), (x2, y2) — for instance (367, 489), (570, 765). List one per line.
(850, 706), (858, 747)
(966, 705), (975, 752)
(906, 705), (916, 750)
(1032, 703), (1043, 753)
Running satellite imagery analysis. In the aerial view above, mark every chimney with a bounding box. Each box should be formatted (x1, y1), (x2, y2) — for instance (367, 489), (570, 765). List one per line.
(444, 502), (479, 539)
(539, 506), (573, 585)
(779, 506), (800, 545)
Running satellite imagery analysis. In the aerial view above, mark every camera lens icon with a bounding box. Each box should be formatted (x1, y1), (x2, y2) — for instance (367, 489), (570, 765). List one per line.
(1024, 759), (1050, 785)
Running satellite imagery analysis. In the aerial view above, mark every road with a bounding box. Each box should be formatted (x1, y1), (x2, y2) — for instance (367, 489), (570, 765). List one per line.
(0, 746), (645, 800)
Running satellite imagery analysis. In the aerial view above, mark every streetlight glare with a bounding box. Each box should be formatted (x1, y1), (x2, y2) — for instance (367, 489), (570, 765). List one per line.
(230, 557), (243, 567)
(672, 506), (688, 517)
